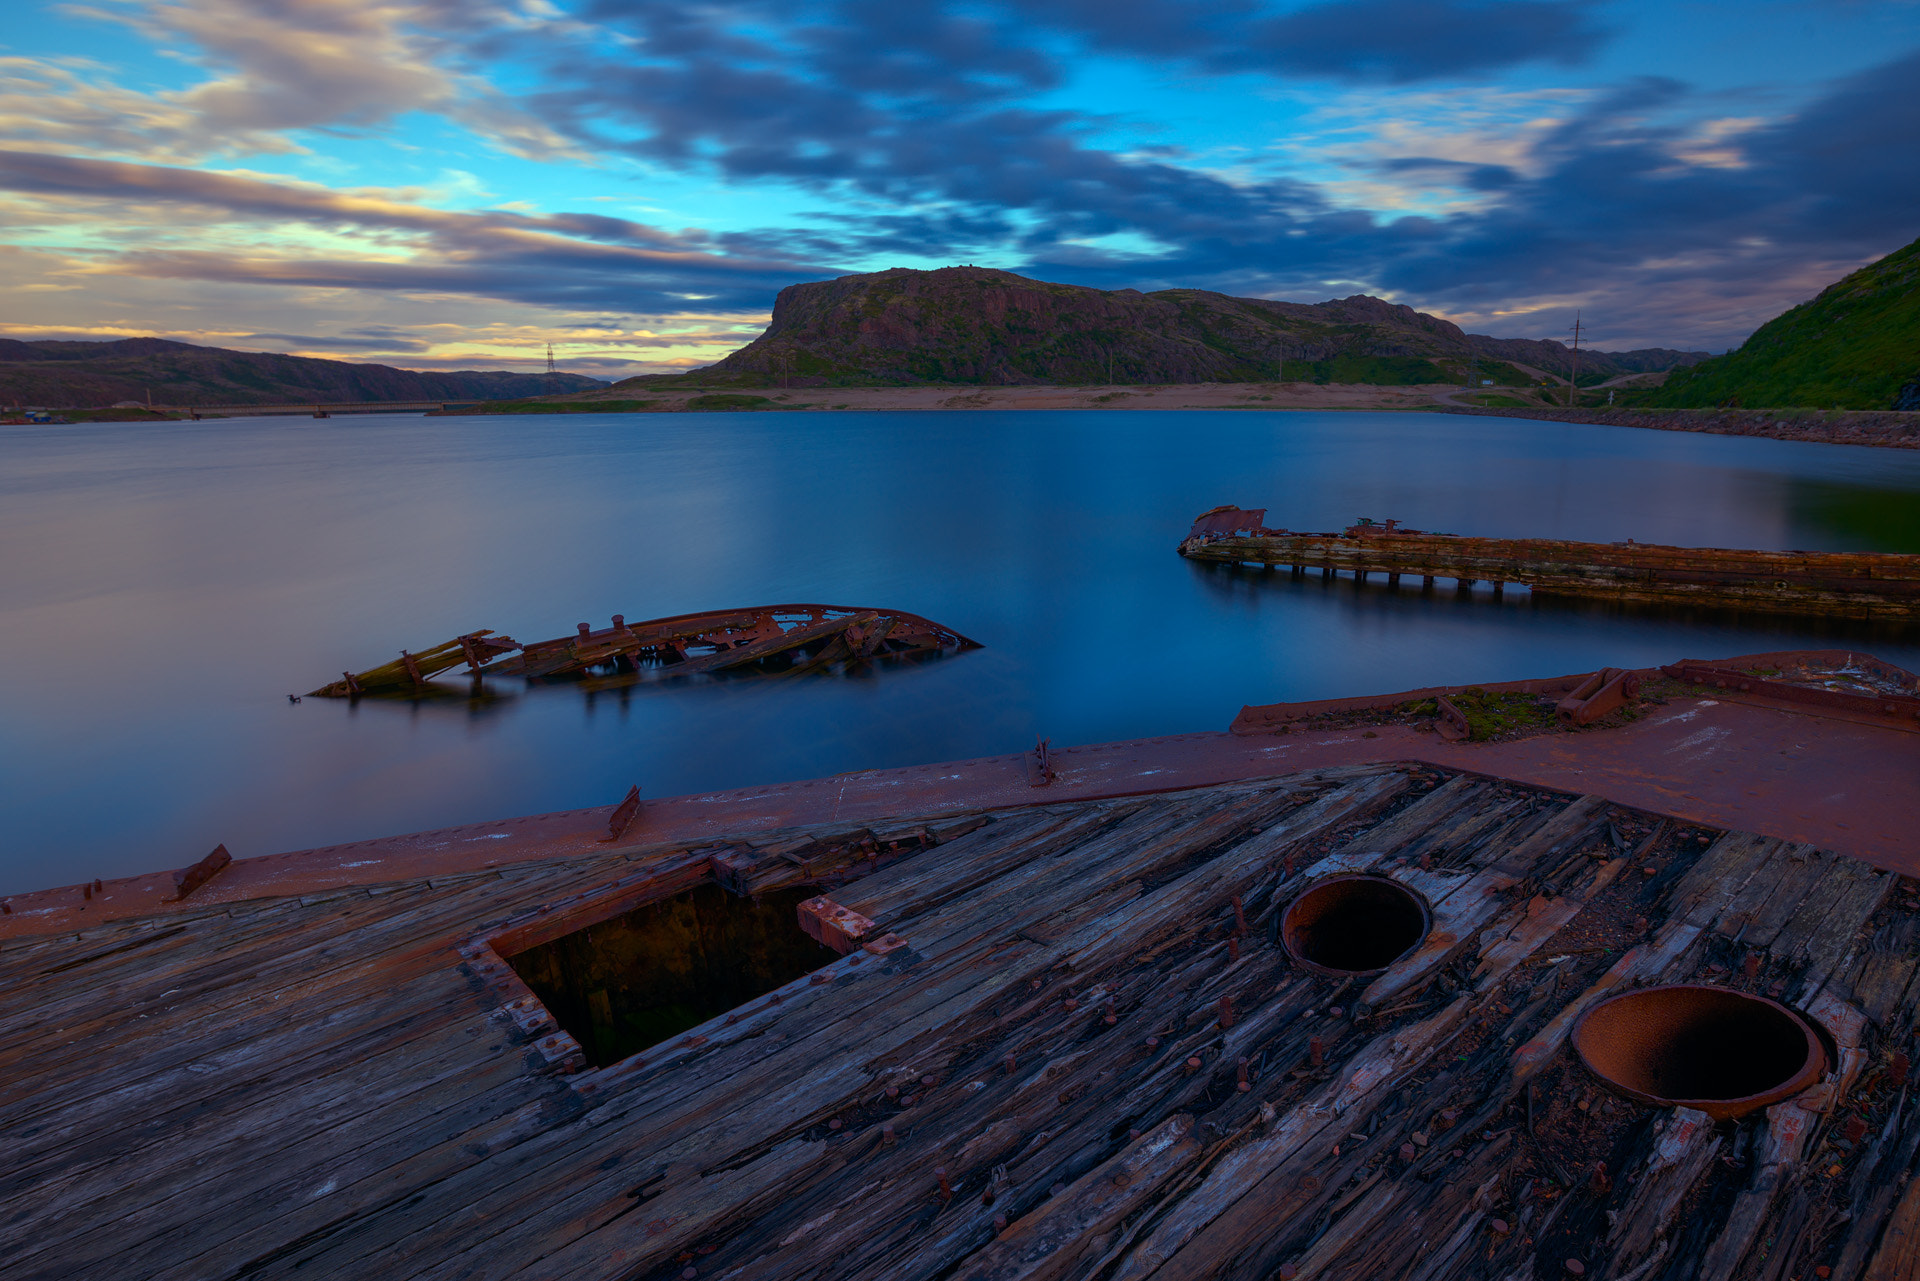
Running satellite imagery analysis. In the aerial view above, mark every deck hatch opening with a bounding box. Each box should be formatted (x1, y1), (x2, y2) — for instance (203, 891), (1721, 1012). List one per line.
(1572, 985), (1827, 1121)
(503, 883), (838, 1068)
(1281, 874), (1430, 976)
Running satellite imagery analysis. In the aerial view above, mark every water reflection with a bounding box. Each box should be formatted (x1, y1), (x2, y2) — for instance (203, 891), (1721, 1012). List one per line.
(5, 409), (1920, 893)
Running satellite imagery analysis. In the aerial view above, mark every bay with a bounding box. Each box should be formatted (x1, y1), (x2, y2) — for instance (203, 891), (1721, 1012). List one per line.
(3, 407), (1917, 895)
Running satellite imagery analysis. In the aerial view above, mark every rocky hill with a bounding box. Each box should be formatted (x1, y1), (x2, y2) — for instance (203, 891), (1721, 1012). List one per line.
(617, 267), (1706, 390)
(1648, 234), (1920, 411)
(0, 338), (606, 407)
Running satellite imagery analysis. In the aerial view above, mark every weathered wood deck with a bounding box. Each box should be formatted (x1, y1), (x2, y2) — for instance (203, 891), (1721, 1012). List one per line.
(4, 763), (1917, 1279)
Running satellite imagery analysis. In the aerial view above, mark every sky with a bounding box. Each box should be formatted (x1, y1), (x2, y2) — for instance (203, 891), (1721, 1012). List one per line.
(2, 0), (1916, 379)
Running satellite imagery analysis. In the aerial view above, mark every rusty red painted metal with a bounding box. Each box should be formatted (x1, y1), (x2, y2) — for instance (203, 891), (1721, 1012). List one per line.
(1557, 668), (1643, 727)
(173, 844), (232, 899)
(1663, 661), (1920, 730)
(1280, 875), (1432, 977)
(1029, 737), (1056, 787)
(1571, 985), (1828, 1121)
(600, 785), (643, 844)
(1181, 507), (1920, 620)
(799, 896), (877, 954)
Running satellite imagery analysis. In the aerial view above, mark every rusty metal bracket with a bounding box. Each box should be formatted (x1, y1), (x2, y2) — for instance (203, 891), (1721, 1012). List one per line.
(1434, 696), (1470, 742)
(173, 844), (232, 900)
(798, 895), (876, 954)
(600, 784), (642, 843)
(1029, 736), (1056, 787)
(1557, 668), (1643, 726)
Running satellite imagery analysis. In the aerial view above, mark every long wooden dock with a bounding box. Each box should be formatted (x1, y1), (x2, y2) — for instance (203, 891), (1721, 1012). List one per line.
(1179, 507), (1920, 619)
(5, 758), (1918, 1278)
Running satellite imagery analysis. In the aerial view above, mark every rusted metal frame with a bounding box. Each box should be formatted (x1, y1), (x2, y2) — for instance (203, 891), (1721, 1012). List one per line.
(1663, 662), (1920, 728)
(310, 629), (520, 696)
(1434, 695), (1471, 741)
(1229, 670), (1602, 734)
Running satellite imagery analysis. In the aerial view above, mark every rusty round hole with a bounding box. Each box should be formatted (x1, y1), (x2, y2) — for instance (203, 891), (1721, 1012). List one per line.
(1280, 875), (1431, 976)
(1572, 985), (1827, 1121)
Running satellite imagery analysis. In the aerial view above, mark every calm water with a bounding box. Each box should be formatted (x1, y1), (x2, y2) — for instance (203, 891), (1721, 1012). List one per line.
(5, 409), (1920, 895)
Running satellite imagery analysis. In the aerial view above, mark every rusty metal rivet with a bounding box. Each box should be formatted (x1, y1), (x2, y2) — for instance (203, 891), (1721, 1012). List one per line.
(1329, 1005), (1344, 1017)
(1146, 1036), (1160, 1048)
(1232, 894), (1248, 936)
(1004, 1051), (1016, 1074)
(1219, 996), (1236, 1029)
(936, 1167), (953, 1200)
(886, 1084), (900, 1098)
(1490, 1218), (1509, 1235)
(1063, 998), (1078, 1011)
(921, 1074), (936, 1087)
(881, 1122), (896, 1145)
(828, 1118), (842, 1130)
(994, 1213), (1008, 1234)
(1186, 1056), (1203, 1073)
(1400, 1143), (1416, 1160)
(1565, 1262), (1585, 1276)
(1228, 937), (1240, 962)
(1297, 1175), (1321, 1193)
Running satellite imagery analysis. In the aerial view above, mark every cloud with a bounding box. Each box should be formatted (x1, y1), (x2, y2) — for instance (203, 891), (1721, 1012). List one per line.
(0, 148), (841, 313)
(5, 0), (577, 161)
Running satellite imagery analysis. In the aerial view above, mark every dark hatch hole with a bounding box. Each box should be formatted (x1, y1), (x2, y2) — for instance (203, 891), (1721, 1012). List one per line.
(1573, 985), (1825, 1113)
(505, 883), (838, 1068)
(1281, 874), (1431, 975)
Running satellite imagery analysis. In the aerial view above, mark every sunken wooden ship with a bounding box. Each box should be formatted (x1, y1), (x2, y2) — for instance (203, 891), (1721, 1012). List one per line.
(1180, 506), (1920, 620)
(308, 603), (979, 697)
(7, 751), (1920, 1278)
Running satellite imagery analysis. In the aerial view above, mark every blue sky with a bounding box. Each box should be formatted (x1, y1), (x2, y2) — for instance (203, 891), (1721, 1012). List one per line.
(2, 0), (1915, 378)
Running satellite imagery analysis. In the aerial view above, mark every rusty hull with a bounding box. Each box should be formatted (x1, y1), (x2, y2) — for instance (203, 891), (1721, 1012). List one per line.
(1180, 507), (1920, 620)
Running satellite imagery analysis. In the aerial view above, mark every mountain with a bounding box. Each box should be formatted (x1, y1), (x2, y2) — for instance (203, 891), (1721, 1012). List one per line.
(615, 267), (1707, 390)
(0, 338), (606, 407)
(1648, 234), (1920, 411)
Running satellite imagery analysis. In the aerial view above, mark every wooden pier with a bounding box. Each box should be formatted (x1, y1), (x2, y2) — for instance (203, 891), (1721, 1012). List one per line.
(1179, 507), (1920, 620)
(6, 756), (1919, 1278)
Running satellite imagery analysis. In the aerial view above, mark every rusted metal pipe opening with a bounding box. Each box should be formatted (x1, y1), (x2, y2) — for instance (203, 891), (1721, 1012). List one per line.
(1572, 985), (1828, 1121)
(1281, 875), (1431, 976)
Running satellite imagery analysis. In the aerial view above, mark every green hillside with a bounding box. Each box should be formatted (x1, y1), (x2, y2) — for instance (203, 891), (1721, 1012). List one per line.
(1651, 235), (1920, 410)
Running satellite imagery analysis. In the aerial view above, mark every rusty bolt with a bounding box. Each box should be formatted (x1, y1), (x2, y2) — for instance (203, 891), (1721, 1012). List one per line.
(993, 1213), (1008, 1235)
(1565, 1262), (1585, 1276)
(936, 1167), (953, 1200)
(810, 973), (829, 984)
(828, 1118), (843, 1131)
(92, 879), (103, 894)
(1029, 978), (1042, 990)
(1309, 1037), (1325, 1068)
(1490, 1218), (1509, 1235)
(1278, 1267), (1298, 1280)
(1237, 1057), (1251, 1091)
(1329, 1006), (1344, 1018)
(1228, 937), (1240, 962)
(1401, 1143), (1416, 1160)
(1050, 1182), (1066, 1197)
(83, 883), (92, 901)
(921, 1074), (936, 1087)
(981, 1186), (996, 1206)
(887, 1084), (900, 1098)
(682, 1269), (697, 1280)
(1104, 1001), (1117, 1025)
(1232, 894), (1248, 936)
(1815, 1269), (1832, 1279)
(1219, 996), (1235, 1029)
(901, 1094), (917, 1107)
(882, 1123), (896, 1145)
(1186, 1056), (1203, 1074)
(1063, 998), (1078, 1011)
(1146, 1036), (1161, 1049)
(1004, 1051), (1016, 1075)
(1129, 1128), (1142, 1139)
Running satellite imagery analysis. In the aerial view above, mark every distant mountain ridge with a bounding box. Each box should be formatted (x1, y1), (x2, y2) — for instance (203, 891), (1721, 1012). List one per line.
(619, 267), (1707, 390)
(0, 338), (606, 407)
(1648, 234), (1920, 411)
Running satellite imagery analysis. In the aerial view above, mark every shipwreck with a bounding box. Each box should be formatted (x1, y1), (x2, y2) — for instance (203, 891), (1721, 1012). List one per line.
(1179, 506), (1920, 620)
(6, 646), (1920, 1279)
(307, 603), (979, 697)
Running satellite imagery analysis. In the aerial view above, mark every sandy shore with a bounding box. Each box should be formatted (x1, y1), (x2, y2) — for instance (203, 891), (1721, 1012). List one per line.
(562, 381), (1482, 412)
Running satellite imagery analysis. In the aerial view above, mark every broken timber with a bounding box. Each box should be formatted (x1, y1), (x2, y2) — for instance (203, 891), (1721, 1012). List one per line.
(6, 759), (1920, 1278)
(1179, 505), (1920, 620)
(308, 603), (978, 697)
